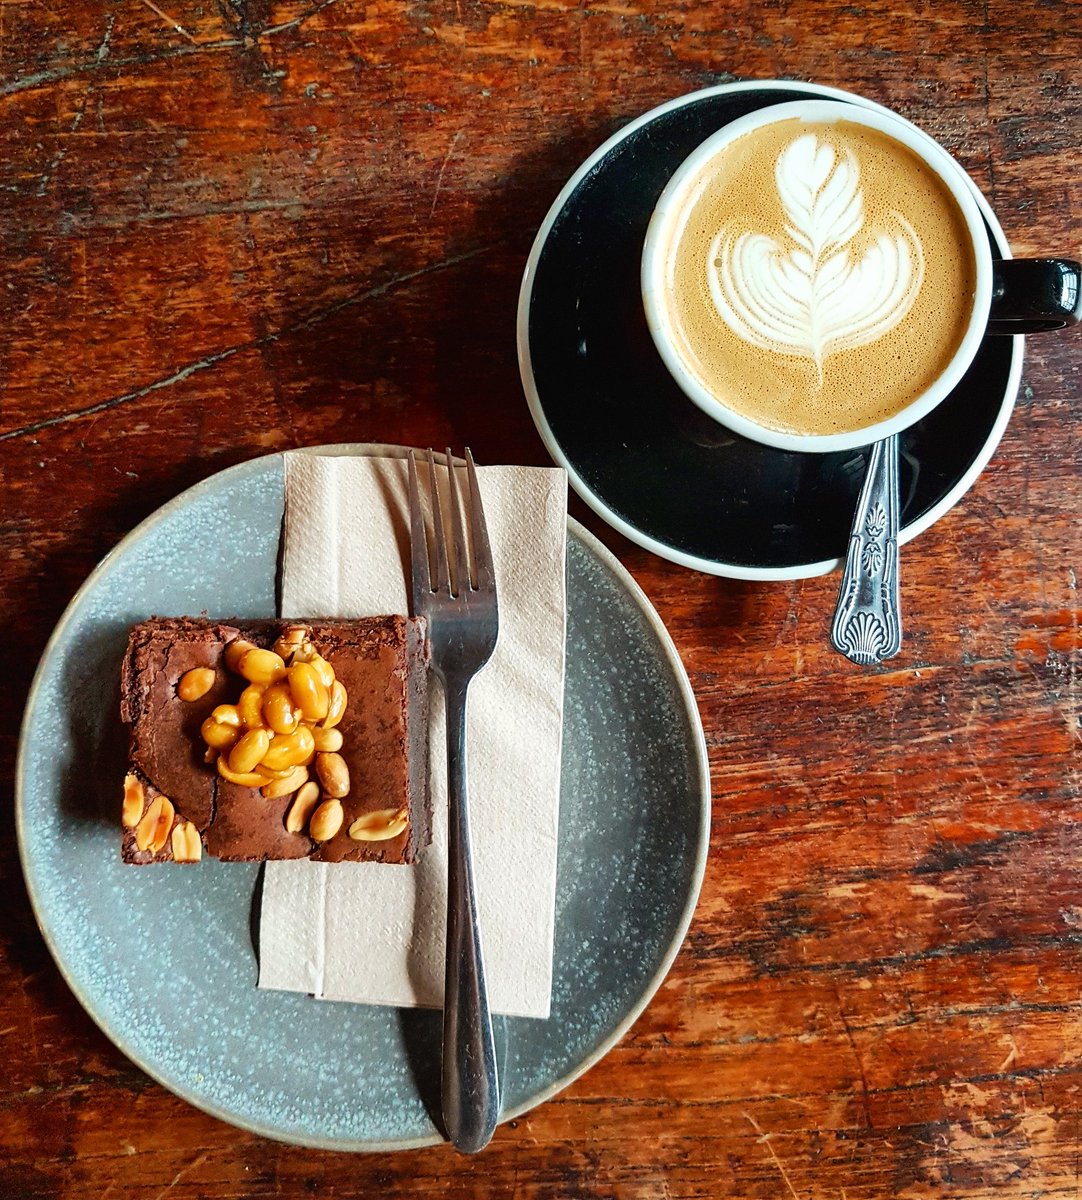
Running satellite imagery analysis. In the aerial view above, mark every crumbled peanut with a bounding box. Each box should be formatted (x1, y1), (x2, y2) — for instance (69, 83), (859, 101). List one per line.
(196, 634), (364, 844)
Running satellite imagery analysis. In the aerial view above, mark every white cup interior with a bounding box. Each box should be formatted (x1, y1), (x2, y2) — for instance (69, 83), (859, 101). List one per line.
(641, 100), (994, 453)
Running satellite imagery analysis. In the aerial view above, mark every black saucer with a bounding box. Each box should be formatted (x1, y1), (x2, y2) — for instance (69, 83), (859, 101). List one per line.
(518, 83), (1020, 579)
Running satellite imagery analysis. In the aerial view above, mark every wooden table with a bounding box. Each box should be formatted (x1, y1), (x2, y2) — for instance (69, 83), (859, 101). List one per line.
(2, 2), (1079, 1195)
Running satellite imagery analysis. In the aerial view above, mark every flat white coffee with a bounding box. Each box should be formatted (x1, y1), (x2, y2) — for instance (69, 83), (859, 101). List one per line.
(658, 117), (978, 437)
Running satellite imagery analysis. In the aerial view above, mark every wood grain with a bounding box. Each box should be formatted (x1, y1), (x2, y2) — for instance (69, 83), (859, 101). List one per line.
(1, 0), (1079, 1195)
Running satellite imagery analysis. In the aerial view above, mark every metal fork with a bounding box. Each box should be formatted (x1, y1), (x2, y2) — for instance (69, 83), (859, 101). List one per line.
(408, 447), (501, 1154)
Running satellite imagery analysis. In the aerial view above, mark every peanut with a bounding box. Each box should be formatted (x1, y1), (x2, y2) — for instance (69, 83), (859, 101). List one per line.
(238, 647), (287, 686)
(272, 625), (310, 662)
(260, 764), (310, 800)
(291, 639), (317, 664)
(312, 725), (343, 753)
(309, 798), (344, 842)
(309, 654), (336, 690)
(177, 667), (215, 702)
(322, 680), (348, 729)
(211, 704), (242, 727)
(122, 774), (145, 828)
(237, 684), (266, 729)
(171, 820), (202, 863)
(348, 807), (409, 842)
(135, 795), (174, 854)
(253, 764), (291, 781)
(201, 717), (240, 750)
(224, 637), (257, 673)
(229, 728), (271, 774)
(288, 661), (329, 722)
(261, 727), (313, 772)
(285, 780), (321, 833)
(262, 682), (301, 735)
(294, 723), (316, 763)
(315, 751), (349, 798)
(217, 757), (266, 788)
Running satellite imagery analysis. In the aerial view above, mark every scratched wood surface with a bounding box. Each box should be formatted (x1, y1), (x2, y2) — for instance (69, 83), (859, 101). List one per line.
(1, 0), (1080, 1196)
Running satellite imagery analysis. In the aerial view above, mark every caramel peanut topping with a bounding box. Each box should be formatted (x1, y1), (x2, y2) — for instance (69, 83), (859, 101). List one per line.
(189, 626), (357, 835)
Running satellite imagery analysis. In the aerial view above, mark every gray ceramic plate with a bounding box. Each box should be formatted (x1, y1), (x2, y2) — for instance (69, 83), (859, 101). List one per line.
(17, 445), (709, 1150)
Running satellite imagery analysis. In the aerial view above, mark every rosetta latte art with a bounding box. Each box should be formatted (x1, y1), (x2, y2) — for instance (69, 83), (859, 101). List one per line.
(708, 133), (924, 380)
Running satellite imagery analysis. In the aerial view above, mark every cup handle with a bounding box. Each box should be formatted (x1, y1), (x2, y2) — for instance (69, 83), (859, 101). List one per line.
(988, 258), (1082, 334)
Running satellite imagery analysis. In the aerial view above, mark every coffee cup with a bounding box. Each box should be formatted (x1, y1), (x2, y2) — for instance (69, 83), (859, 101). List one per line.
(641, 99), (1081, 453)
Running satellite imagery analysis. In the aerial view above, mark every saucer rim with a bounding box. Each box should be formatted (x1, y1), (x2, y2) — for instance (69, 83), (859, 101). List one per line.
(517, 79), (1023, 581)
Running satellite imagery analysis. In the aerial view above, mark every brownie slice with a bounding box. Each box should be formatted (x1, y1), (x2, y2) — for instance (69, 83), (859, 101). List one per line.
(120, 617), (430, 865)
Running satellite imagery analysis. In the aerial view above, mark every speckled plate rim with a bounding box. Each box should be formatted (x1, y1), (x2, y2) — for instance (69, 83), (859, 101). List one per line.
(517, 80), (1023, 581)
(16, 442), (710, 1152)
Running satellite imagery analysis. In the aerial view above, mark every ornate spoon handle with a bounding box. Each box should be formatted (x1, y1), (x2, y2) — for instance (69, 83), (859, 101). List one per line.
(831, 436), (902, 666)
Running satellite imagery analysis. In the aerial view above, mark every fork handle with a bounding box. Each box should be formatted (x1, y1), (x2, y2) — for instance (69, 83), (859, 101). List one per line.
(441, 677), (500, 1153)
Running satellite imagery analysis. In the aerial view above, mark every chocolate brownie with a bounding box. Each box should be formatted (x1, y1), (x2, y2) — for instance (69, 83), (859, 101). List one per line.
(120, 617), (430, 864)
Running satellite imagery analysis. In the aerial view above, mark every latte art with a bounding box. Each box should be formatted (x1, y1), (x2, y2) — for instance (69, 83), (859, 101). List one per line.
(651, 116), (978, 437)
(708, 134), (924, 380)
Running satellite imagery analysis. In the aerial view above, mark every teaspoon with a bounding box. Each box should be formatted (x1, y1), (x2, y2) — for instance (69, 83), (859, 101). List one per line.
(830, 435), (902, 665)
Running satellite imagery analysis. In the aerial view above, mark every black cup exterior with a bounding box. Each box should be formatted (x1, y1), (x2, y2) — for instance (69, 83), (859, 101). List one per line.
(989, 258), (1082, 334)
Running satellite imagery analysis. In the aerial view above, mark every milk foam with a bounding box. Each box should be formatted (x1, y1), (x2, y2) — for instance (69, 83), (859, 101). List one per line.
(661, 119), (978, 437)
(708, 134), (924, 379)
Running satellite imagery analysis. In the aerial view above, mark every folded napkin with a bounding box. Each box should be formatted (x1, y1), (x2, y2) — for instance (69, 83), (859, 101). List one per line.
(257, 450), (567, 1018)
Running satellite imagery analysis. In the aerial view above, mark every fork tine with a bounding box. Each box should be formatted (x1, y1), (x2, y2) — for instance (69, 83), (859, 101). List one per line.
(464, 448), (495, 591)
(408, 450), (430, 605)
(444, 446), (470, 595)
(427, 447), (451, 594)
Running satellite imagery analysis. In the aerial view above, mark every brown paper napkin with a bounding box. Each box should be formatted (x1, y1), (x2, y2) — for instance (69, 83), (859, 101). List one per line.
(257, 450), (567, 1018)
